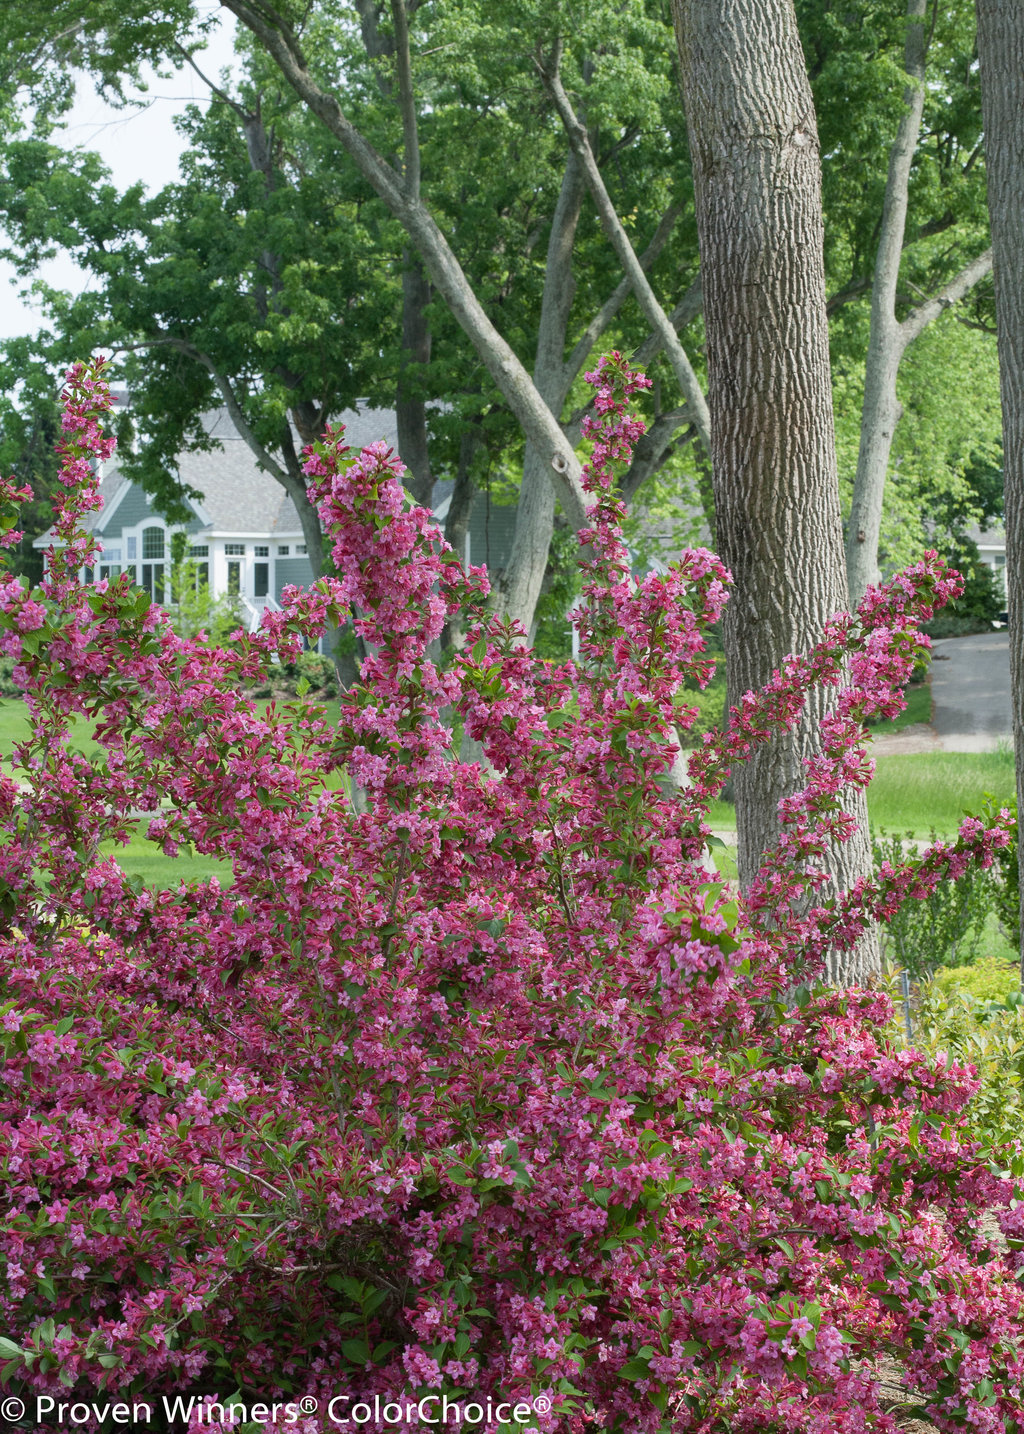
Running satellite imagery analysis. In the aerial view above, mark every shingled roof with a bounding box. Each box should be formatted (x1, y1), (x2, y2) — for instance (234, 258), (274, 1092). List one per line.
(36, 403), (402, 543)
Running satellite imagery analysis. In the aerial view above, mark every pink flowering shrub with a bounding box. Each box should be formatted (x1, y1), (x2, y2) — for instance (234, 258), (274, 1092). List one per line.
(0, 356), (1021, 1433)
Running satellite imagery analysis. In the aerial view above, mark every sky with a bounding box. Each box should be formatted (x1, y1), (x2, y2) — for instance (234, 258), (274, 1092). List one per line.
(0, 17), (238, 342)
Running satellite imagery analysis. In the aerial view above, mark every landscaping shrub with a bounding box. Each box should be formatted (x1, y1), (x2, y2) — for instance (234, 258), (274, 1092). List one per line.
(932, 956), (1021, 1006)
(893, 970), (1024, 1147)
(871, 828), (1001, 977)
(0, 358), (1021, 1432)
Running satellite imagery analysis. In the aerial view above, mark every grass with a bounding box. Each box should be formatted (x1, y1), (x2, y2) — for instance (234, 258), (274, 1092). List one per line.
(99, 829), (231, 885)
(867, 749), (1015, 835)
(867, 680), (932, 733)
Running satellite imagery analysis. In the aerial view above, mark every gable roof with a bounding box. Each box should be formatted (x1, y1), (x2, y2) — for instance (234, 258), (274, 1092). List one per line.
(34, 403), (402, 546)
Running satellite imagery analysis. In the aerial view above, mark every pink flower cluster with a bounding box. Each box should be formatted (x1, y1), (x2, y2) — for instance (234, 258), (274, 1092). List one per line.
(0, 356), (1019, 1432)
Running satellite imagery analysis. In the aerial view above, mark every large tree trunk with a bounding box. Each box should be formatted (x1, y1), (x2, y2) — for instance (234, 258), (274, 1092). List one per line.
(975, 0), (1024, 982)
(672, 0), (879, 984)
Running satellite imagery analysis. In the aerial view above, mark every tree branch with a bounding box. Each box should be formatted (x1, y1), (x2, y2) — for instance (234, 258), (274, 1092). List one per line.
(220, 0), (590, 532)
(632, 274), (703, 370)
(172, 42), (248, 119)
(825, 275), (871, 316)
(390, 0), (420, 195)
(538, 51), (711, 455)
(564, 202), (681, 384)
(897, 245), (994, 350)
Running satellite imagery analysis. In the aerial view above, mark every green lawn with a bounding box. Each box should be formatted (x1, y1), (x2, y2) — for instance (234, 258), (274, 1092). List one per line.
(867, 750), (1014, 834)
(3, 696), (1015, 886)
(99, 829), (231, 885)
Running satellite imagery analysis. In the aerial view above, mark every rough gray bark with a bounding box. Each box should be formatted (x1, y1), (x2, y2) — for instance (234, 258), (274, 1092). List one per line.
(845, 0), (994, 607)
(975, 0), (1024, 981)
(673, 0), (879, 984)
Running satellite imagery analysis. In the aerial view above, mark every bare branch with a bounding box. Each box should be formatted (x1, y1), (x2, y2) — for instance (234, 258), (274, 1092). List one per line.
(564, 202), (682, 383)
(538, 53), (711, 454)
(897, 246), (994, 349)
(632, 274), (703, 370)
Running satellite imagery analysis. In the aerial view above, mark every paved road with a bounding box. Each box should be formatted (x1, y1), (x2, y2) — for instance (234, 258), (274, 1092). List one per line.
(929, 630), (1012, 751)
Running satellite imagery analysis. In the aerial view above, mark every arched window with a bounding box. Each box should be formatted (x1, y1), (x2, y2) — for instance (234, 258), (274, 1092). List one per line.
(142, 527), (165, 560)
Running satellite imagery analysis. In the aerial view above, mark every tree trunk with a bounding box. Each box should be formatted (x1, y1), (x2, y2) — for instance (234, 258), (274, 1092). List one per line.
(493, 151), (585, 628)
(975, 0), (1024, 982)
(395, 252), (433, 507)
(672, 0), (879, 984)
(845, 0), (926, 609)
(845, 0), (994, 607)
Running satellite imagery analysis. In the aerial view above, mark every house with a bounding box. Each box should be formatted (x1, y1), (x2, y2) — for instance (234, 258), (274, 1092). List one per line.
(971, 524), (1008, 603)
(34, 402), (401, 631)
(34, 398), (703, 642)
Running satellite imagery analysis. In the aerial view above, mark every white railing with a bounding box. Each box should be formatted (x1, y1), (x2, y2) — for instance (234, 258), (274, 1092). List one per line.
(240, 594), (283, 632)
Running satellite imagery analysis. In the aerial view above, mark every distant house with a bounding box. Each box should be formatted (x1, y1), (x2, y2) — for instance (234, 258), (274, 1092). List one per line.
(34, 400), (700, 638)
(971, 525), (1008, 603)
(34, 402), (401, 631)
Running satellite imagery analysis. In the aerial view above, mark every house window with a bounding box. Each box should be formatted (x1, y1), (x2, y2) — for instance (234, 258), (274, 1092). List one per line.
(142, 564), (166, 604)
(277, 545), (290, 556)
(196, 562), (209, 590)
(227, 561), (241, 596)
(254, 545), (269, 557)
(142, 527), (165, 560)
(101, 547), (121, 564)
(190, 545), (209, 558)
(126, 536), (137, 560)
(295, 544), (307, 555)
(225, 543), (245, 556)
(99, 565), (122, 582)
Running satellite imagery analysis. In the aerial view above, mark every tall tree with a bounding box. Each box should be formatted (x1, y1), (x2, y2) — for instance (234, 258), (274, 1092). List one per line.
(974, 0), (1024, 979)
(672, 0), (878, 982)
(0, 0), (709, 635)
(841, 0), (993, 606)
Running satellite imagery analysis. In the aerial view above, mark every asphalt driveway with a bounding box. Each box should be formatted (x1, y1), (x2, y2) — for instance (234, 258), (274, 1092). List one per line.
(929, 630), (1012, 751)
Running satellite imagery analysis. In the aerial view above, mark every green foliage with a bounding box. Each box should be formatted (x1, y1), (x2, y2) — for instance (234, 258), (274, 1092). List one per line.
(932, 956), (1021, 1005)
(0, 376), (62, 584)
(892, 969), (1024, 1146)
(872, 828), (1001, 978)
(0, 657), (23, 700)
(975, 793), (1020, 948)
(533, 527), (583, 660)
